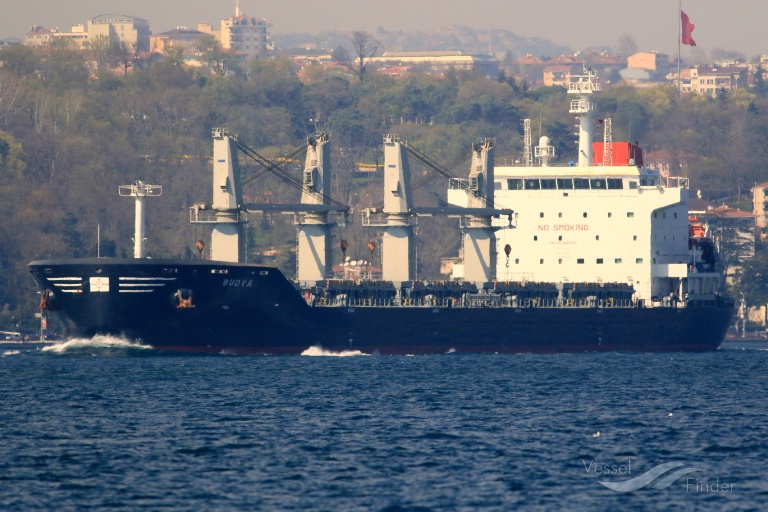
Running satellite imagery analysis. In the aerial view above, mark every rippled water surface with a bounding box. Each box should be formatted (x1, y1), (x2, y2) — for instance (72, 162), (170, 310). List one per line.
(1, 337), (767, 511)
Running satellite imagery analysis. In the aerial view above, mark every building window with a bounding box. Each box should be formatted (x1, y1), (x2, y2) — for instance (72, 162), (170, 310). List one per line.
(595, 235), (600, 241)
(540, 259), (544, 264)
(558, 212), (563, 218)
(540, 212), (544, 218)
(558, 259), (562, 264)
(608, 212), (612, 218)
(558, 235), (562, 241)
(583, 212), (588, 218)
(515, 258), (519, 264)
(534, 236), (538, 241)
(633, 235), (637, 241)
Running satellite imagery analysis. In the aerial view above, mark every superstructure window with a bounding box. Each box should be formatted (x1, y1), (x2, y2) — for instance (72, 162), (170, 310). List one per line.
(577, 258), (585, 264)
(507, 179), (523, 190)
(574, 178), (590, 189)
(627, 212), (635, 218)
(557, 178), (574, 189)
(596, 258), (604, 264)
(636, 258), (643, 263)
(590, 179), (606, 189)
(540, 179), (557, 190)
(615, 258), (622, 263)
(607, 178), (623, 189)
(525, 179), (540, 190)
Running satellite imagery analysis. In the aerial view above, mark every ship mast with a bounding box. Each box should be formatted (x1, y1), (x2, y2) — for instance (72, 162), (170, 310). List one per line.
(568, 67), (600, 167)
(119, 180), (162, 258)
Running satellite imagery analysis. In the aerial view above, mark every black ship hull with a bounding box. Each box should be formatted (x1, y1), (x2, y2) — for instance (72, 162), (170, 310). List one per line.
(29, 258), (734, 355)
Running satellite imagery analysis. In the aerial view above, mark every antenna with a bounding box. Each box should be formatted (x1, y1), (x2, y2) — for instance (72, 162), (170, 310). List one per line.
(602, 118), (613, 166)
(523, 119), (533, 167)
(119, 180), (162, 258)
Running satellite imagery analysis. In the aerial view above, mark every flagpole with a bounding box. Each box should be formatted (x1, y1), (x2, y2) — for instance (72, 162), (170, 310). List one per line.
(678, 0), (682, 97)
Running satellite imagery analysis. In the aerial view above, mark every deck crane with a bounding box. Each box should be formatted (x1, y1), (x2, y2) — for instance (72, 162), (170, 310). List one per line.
(362, 136), (514, 286)
(191, 129), (349, 286)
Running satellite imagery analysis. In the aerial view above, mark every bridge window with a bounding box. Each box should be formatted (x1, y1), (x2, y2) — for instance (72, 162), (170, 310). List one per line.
(525, 179), (540, 190)
(507, 179), (523, 190)
(574, 178), (590, 189)
(557, 178), (574, 189)
(541, 179), (557, 190)
(590, 179), (606, 189)
(607, 178), (623, 189)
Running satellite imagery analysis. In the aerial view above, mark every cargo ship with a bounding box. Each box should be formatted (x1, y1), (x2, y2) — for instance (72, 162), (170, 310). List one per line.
(28, 70), (734, 354)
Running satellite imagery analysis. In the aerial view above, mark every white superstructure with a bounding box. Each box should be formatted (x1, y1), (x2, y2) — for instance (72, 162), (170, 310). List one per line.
(448, 69), (721, 304)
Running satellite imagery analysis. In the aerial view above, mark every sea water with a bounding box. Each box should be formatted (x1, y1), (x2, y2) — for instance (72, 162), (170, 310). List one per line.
(1, 337), (766, 511)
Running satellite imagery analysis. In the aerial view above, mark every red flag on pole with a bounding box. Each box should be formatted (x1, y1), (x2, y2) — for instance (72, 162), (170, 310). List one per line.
(681, 10), (696, 46)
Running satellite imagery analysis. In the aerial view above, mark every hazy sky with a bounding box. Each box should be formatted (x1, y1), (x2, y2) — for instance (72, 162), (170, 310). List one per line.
(2, 0), (764, 58)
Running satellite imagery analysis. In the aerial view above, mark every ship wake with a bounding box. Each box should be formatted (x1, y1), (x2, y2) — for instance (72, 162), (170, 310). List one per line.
(301, 346), (370, 357)
(42, 335), (152, 355)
